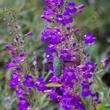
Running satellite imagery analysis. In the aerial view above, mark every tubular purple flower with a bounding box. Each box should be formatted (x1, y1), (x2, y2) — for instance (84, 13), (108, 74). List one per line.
(10, 73), (21, 88)
(49, 75), (60, 83)
(35, 77), (47, 92)
(84, 33), (96, 45)
(65, 2), (77, 14)
(24, 31), (33, 37)
(46, 44), (56, 53)
(102, 57), (110, 68)
(18, 97), (29, 110)
(23, 74), (35, 87)
(77, 4), (85, 13)
(16, 85), (26, 97)
(46, 54), (54, 62)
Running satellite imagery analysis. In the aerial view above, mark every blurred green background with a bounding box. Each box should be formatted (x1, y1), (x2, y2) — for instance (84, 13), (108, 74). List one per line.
(0, 0), (110, 110)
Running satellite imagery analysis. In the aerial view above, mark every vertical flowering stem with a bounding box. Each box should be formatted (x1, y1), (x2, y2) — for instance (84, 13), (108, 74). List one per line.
(4, 10), (37, 109)
(36, 0), (103, 110)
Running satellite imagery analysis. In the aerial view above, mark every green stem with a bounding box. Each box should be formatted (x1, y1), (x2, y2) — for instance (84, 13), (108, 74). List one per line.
(80, 95), (92, 110)
(94, 73), (110, 104)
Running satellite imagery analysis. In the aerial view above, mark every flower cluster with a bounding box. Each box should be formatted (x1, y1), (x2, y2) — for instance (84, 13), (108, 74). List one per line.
(36, 0), (101, 110)
(5, 33), (35, 110)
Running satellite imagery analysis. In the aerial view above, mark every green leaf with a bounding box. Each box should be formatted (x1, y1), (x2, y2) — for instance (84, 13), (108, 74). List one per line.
(46, 83), (61, 87)
(53, 55), (62, 76)
(104, 104), (110, 108)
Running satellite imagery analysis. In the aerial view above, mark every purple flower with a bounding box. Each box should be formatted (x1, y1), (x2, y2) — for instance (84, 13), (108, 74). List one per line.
(46, 54), (54, 62)
(78, 61), (96, 72)
(81, 85), (91, 97)
(77, 4), (85, 13)
(83, 72), (92, 79)
(24, 31), (33, 36)
(41, 12), (52, 22)
(19, 52), (27, 57)
(62, 14), (73, 25)
(18, 97), (29, 110)
(35, 78), (47, 92)
(41, 26), (52, 41)
(93, 96), (101, 104)
(47, 63), (54, 71)
(23, 75), (35, 87)
(74, 27), (80, 33)
(68, 1), (76, 7)
(56, 13), (73, 25)
(13, 56), (25, 63)
(56, 14), (63, 23)
(85, 61), (96, 72)
(46, 44), (56, 53)
(65, 2), (77, 14)
(93, 107), (97, 110)
(61, 69), (76, 88)
(4, 44), (15, 54)
(71, 94), (86, 110)
(81, 81), (91, 97)
(10, 72), (21, 88)
(59, 49), (72, 61)
(49, 33), (61, 44)
(102, 57), (110, 68)
(5, 61), (16, 69)
(16, 85), (26, 97)
(15, 65), (23, 71)
(60, 92), (86, 110)
(84, 33), (96, 45)
(49, 75), (60, 83)
(49, 87), (59, 101)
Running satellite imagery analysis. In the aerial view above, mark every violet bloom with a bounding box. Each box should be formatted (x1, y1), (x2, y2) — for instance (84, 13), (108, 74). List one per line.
(49, 75), (60, 83)
(24, 31), (33, 36)
(41, 11), (52, 22)
(81, 85), (91, 97)
(77, 4), (85, 13)
(56, 13), (73, 25)
(46, 54), (54, 62)
(85, 61), (96, 72)
(19, 52), (27, 57)
(78, 61), (96, 73)
(59, 49), (72, 62)
(61, 70), (76, 88)
(35, 78), (47, 92)
(23, 74), (35, 87)
(41, 26), (52, 41)
(74, 27), (80, 33)
(62, 13), (73, 25)
(5, 61), (16, 70)
(4, 44), (16, 55)
(49, 87), (60, 101)
(102, 57), (110, 68)
(84, 33), (96, 45)
(56, 14), (63, 24)
(10, 72), (21, 88)
(16, 85), (26, 97)
(46, 44), (56, 53)
(65, 1), (77, 14)
(18, 97), (29, 110)
(60, 92), (86, 110)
